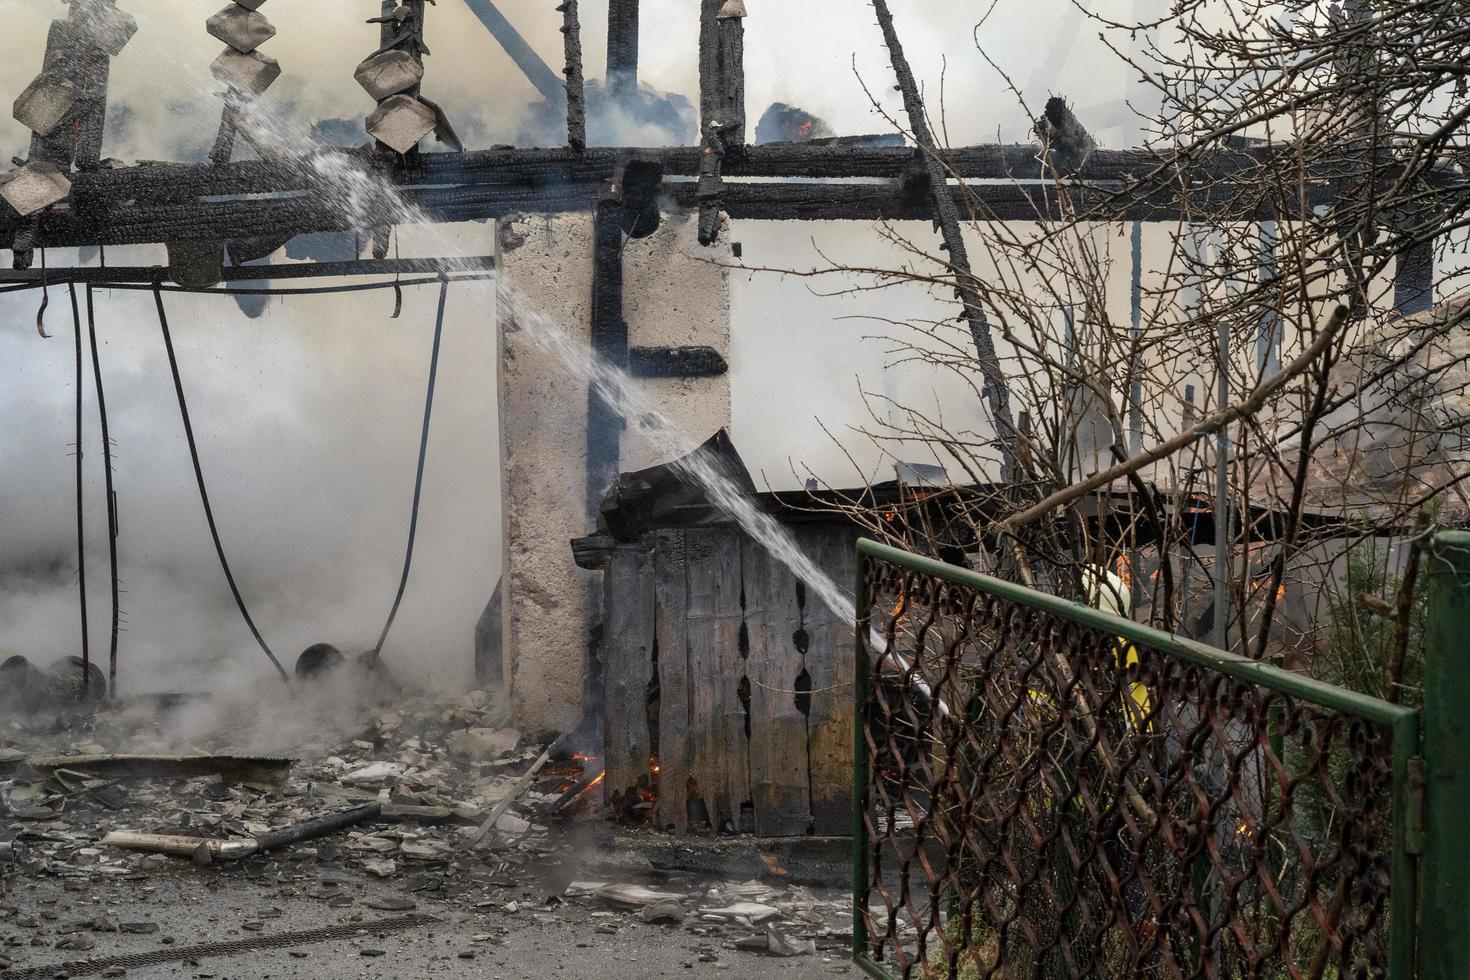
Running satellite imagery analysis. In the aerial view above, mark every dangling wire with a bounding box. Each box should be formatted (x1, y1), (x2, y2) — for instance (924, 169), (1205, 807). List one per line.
(36, 248), (51, 338)
(67, 283), (92, 697)
(152, 285), (290, 685)
(370, 276), (448, 660)
(85, 284), (122, 697)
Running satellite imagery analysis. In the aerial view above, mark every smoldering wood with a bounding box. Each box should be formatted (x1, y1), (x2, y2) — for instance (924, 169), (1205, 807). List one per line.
(627, 345), (728, 378)
(601, 544), (657, 811)
(559, 0), (587, 151)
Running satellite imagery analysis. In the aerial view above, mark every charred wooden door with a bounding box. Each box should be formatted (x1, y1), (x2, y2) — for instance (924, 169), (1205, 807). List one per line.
(601, 523), (857, 836)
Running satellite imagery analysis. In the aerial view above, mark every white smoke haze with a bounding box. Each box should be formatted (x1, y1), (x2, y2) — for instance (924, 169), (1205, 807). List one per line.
(0, 0), (1156, 706)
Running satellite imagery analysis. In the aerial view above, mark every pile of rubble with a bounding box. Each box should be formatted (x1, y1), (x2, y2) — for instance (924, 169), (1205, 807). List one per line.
(1, 688), (854, 976)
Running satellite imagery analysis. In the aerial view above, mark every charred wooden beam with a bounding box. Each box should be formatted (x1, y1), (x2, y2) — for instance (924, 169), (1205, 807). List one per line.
(6, 174), (1348, 251)
(606, 0), (639, 103)
(558, 0), (586, 151)
(462, 0), (566, 105)
(628, 345), (728, 378)
(0, 255), (495, 286)
(1394, 237), (1434, 316)
(588, 198), (628, 522)
(16, 140), (1435, 216)
(696, 0), (745, 245)
(872, 0), (1019, 475)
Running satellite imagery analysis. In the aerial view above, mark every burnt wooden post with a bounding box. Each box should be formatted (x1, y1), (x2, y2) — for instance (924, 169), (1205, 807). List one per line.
(697, 0), (746, 245)
(558, 0), (586, 151)
(601, 542), (656, 814)
(869, 0), (1020, 477)
(606, 0), (639, 105)
(586, 196), (628, 521)
(1394, 237), (1434, 316)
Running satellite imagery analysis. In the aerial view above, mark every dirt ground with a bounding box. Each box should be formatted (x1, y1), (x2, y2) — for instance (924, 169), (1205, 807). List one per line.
(1, 685), (860, 980)
(1, 856), (856, 979)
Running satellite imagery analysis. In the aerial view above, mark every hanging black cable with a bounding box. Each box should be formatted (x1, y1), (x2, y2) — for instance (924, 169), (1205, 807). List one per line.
(85, 284), (122, 697)
(67, 283), (92, 697)
(151, 285), (290, 685)
(370, 276), (449, 660)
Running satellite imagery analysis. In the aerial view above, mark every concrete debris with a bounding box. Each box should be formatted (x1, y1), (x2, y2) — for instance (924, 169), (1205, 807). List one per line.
(0, 163), (71, 217)
(1, 688), (852, 975)
(13, 73), (78, 136)
(206, 5), (277, 53)
(355, 49), (425, 101)
(366, 94), (438, 154)
(446, 727), (518, 760)
(339, 761), (405, 787)
(210, 46), (282, 96)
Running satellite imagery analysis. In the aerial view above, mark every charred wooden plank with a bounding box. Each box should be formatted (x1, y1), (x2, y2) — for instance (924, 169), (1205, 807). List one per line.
(741, 534), (812, 836)
(803, 527), (858, 835)
(653, 529), (692, 832)
(627, 345), (728, 378)
(685, 527), (750, 833)
(587, 199), (627, 521)
(601, 543), (656, 815)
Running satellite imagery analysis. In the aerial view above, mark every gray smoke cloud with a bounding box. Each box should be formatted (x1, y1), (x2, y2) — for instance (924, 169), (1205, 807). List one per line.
(0, 0), (1144, 699)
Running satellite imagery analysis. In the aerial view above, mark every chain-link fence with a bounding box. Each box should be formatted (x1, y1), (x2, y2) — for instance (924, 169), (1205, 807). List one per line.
(852, 539), (1429, 980)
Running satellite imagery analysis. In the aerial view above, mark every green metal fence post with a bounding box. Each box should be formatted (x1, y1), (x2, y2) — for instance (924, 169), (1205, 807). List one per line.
(1419, 529), (1470, 980)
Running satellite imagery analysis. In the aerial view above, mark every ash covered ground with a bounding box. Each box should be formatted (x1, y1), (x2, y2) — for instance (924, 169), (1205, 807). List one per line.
(0, 680), (856, 979)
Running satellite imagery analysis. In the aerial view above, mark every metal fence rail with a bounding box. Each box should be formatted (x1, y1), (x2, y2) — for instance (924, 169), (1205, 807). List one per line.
(851, 537), (1435, 980)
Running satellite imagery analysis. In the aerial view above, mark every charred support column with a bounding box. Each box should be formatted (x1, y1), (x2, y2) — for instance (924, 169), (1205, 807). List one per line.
(1394, 238), (1434, 316)
(587, 197), (628, 520)
(496, 211), (732, 731)
(606, 0), (639, 104)
(558, 0), (586, 150)
(869, 0), (1020, 477)
(696, 0), (746, 246)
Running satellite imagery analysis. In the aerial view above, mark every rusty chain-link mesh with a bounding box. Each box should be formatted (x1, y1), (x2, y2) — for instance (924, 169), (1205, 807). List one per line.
(856, 558), (1397, 980)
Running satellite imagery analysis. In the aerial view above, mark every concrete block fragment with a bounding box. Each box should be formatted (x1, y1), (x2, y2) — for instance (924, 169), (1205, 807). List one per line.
(366, 94), (437, 154)
(206, 5), (276, 53)
(13, 73), (78, 136)
(210, 46), (282, 96)
(354, 50), (424, 101)
(232, 0), (270, 9)
(0, 164), (72, 217)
